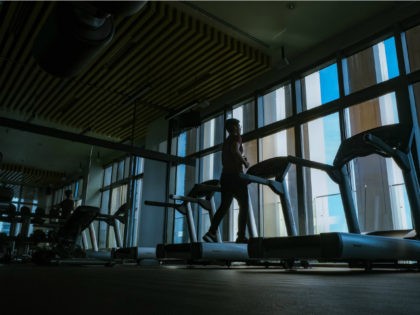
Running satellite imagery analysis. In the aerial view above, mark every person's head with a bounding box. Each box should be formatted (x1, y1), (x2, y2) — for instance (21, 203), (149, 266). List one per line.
(64, 190), (73, 199)
(225, 118), (241, 135)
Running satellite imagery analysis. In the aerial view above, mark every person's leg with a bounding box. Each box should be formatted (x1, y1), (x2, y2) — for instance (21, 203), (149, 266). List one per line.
(203, 174), (235, 242)
(208, 189), (233, 234)
(234, 180), (249, 241)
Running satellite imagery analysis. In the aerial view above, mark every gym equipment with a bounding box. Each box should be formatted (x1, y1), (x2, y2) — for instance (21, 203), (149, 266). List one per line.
(146, 180), (219, 261)
(90, 203), (156, 263)
(95, 203), (128, 248)
(146, 179), (255, 264)
(241, 157), (298, 237)
(32, 205), (100, 264)
(248, 124), (420, 269)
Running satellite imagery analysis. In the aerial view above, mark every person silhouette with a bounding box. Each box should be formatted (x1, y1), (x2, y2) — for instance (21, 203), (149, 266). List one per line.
(60, 190), (75, 220)
(203, 118), (250, 243)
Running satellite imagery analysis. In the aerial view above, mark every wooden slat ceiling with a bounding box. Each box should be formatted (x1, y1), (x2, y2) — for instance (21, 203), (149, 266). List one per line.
(0, 162), (66, 189)
(0, 1), (271, 144)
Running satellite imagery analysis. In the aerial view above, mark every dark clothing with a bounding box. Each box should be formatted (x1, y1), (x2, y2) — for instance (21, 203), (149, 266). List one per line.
(222, 134), (244, 174)
(60, 198), (75, 220)
(209, 173), (249, 238)
(209, 133), (249, 238)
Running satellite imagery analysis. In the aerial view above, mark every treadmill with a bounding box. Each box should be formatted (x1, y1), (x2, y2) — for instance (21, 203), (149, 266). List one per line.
(145, 179), (258, 264)
(248, 124), (420, 268)
(86, 203), (156, 263)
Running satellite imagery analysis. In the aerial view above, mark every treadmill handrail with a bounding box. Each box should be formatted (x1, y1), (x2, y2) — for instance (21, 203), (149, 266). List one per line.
(239, 173), (284, 195)
(287, 155), (334, 173)
(363, 133), (410, 172)
(193, 183), (221, 193)
(287, 155), (341, 184)
(144, 200), (181, 210)
(169, 194), (202, 204)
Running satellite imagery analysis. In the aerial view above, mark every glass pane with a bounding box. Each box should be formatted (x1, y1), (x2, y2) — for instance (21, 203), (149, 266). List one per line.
(344, 92), (410, 231)
(135, 157), (144, 174)
(259, 129), (297, 237)
(404, 25), (420, 73)
(344, 92), (399, 137)
(175, 132), (193, 243)
(124, 156), (131, 178)
(177, 128), (199, 157)
(117, 160), (124, 181)
(232, 99), (255, 133)
(98, 190), (110, 248)
(174, 159), (197, 244)
(302, 114), (341, 165)
(103, 166), (112, 186)
(412, 82), (420, 127)
(111, 162), (118, 183)
(108, 185), (128, 248)
(301, 113), (347, 233)
(199, 152), (222, 239)
(343, 37), (399, 95)
(302, 63), (339, 110)
(258, 83), (292, 126)
(132, 179), (142, 246)
(200, 152), (222, 182)
(201, 114), (224, 150)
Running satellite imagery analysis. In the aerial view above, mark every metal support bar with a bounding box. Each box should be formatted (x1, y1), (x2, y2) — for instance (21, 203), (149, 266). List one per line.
(88, 223), (98, 252)
(170, 194), (201, 203)
(186, 203), (197, 242)
(402, 154), (420, 232)
(81, 230), (88, 249)
(247, 194), (258, 238)
(0, 116), (191, 165)
(338, 166), (361, 234)
(114, 218), (122, 247)
(364, 133), (411, 171)
(279, 181), (297, 236)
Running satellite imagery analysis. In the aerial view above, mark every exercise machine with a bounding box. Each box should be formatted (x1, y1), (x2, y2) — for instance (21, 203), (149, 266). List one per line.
(90, 203), (156, 263)
(32, 205), (102, 264)
(248, 124), (420, 269)
(146, 179), (257, 264)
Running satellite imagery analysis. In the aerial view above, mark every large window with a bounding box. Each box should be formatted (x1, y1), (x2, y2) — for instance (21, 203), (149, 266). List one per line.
(172, 131), (198, 244)
(344, 92), (412, 231)
(232, 99), (255, 133)
(343, 37), (399, 95)
(201, 114), (224, 150)
(99, 156), (144, 249)
(403, 25), (420, 73)
(259, 129), (296, 237)
(301, 113), (346, 233)
(199, 152), (222, 239)
(301, 63), (339, 111)
(169, 20), (420, 240)
(344, 92), (399, 137)
(412, 82), (420, 132)
(258, 83), (292, 126)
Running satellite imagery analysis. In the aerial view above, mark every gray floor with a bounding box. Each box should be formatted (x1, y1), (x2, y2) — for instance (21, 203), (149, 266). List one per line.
(1, 264), (420, 315)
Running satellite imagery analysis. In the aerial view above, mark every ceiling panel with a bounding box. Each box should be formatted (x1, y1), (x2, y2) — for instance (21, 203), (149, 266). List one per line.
(0, 1), (270, 144)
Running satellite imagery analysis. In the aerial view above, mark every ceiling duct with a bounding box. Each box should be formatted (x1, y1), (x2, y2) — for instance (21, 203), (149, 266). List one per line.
(32, 1), (147, 78)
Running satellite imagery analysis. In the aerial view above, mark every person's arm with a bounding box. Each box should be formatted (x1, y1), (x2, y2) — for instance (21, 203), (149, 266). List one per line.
(230, 139), (250, 168)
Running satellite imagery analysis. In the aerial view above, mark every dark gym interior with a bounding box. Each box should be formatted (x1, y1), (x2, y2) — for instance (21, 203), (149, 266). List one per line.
(1, 1), (420, 314)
